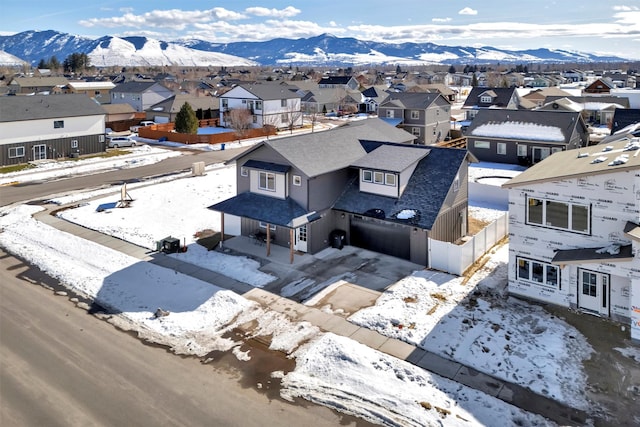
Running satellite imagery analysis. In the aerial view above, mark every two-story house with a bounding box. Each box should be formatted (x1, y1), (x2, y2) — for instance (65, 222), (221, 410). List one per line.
(465, 109), (589, 165)
(461, 87), (521, 122)
(219, 83), (302, 130)
(503, 138), (640, 343)
(209, 118), (472, 266)
(110, 81), (174, 112)
(0, 94), (107, 166)
(378, 92), (451, 145)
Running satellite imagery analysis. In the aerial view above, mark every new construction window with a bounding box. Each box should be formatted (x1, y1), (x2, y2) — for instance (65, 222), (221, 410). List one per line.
(516, 257), (560, 288)
(526, 197), (590, 234)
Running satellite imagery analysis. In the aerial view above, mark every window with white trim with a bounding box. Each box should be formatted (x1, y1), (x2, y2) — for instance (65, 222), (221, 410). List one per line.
(293, 175), (301, 186)
(497, 142), (507, 155)
(8, 146), (25, 158)
(453, 173), (460, 192)
(385, 173), (396, 186)
(362, 170), (372, 182)
(71, 140), (78, 148)
(480, 95), (492, 103)
(517, 144), (527, 156)
(373, 171), (384, 184)
(54, 120), (64, 129)
(258, 171), (276, 191)
(516, 257), (560, 288)
(410, 110), (419, 119)
(527, 197), (590, 234)
(474, 140), (490, 149)
(386, 110), (394, 118)
(240, 167), (248, 177)
(412, 127), (420, 136)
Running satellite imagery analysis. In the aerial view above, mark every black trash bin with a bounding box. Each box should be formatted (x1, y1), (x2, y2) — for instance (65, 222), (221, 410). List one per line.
(329, 229), (346, 249)
(162, 237), (181, 254)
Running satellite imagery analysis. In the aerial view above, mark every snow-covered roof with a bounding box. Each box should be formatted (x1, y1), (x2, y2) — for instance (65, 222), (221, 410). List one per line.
(470, 121), (565, 142)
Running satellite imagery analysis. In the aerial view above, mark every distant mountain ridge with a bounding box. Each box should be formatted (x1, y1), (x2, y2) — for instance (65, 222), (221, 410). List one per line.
(0, 30), (629, 68)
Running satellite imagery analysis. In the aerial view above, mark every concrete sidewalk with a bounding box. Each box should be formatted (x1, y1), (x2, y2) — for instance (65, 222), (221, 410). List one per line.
(34, 205), (590, 426)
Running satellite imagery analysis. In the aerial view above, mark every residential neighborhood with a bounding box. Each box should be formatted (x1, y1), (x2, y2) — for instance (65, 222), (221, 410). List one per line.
(2, 43), (640, 426)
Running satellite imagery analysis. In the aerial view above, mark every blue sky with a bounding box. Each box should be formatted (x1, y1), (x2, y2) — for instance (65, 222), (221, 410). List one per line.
(4, 1), (640, 59)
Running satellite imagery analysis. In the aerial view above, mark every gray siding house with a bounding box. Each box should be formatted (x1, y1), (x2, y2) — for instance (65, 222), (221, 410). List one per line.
(110, 81), (174, 112)
(465, 109), (589, 165)
(378, 92), (451, 145)
(0, 94), (107, 166)
(209, 119), (472, 266)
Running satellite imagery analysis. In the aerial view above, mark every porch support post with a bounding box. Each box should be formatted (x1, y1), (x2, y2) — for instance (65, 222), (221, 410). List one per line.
(266, 224), (271, 257)
(289, 228), (294, 264)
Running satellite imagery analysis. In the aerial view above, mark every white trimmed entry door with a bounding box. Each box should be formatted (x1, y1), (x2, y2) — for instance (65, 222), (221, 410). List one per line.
(578, 269), (609, 316)
(294, 224), (308, 252)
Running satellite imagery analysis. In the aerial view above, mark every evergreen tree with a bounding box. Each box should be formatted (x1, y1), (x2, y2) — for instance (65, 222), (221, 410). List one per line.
(448, 65), (456, 74)
(63, 53), (90, 73)
(471, 73), (478, 87)
(175, 102), (199, 134)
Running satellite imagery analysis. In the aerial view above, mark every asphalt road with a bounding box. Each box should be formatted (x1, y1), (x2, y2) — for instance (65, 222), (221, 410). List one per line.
(0, 248), (357, 427)
(0, 145), (246, 207)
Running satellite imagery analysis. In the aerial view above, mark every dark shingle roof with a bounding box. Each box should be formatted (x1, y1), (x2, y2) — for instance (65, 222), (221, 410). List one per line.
(380, 92), (442, 109)
(611, 108), (640, 134)
(237, 83), (301, 100)
(333, 145), (468, 230)
(260, 118), (415, 177)
(462, 86), (517, 108)
(0, 94), (106, 122)
(242, 159), (291, 173)
(208, 192), (310, 228)
(113, 81), (160, 93)
(351, 145), (430, 172)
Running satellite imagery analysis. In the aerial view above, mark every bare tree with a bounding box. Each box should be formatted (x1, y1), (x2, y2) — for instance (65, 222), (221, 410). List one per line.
(283, 107), (303, 134)
(227, 108), (253, 140)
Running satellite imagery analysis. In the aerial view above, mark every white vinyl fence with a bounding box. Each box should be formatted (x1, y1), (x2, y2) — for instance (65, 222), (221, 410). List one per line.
(429, 213), (508, 275)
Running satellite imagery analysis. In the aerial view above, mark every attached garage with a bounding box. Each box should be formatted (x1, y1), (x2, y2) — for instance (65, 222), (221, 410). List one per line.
(350, 215), (411, 260)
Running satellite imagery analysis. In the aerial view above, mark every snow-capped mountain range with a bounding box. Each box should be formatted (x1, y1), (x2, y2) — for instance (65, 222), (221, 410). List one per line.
(0, 30), (629, 68)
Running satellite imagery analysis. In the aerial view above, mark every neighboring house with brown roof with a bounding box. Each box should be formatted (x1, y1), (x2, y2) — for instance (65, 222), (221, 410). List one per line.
(502, 137), (640, 343)
(539, 95), (630, 126)
(102, 103), (137, 122)
(378, 92), (451, 145)
(0, 94), (107, 166)
(521, 87), (574, 108)
(7, 76), (69, 95)
(583, 77), (616, 94)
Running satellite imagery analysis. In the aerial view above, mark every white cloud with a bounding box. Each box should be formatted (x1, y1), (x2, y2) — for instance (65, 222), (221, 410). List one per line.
(613, 5), (639, 11)
(245, 6), (301, 18)
(329, 21), (337, 27)
(432, 17), (451, 23)
(459, 7), (478, 16)
(79, 7), (246, 30)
